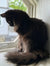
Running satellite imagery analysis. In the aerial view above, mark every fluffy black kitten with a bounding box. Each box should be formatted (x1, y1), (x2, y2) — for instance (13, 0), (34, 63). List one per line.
(1, 10), (49, 65)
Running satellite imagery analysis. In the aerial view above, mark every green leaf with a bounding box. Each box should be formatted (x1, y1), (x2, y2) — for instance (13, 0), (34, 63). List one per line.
(9, 0), (27, 12)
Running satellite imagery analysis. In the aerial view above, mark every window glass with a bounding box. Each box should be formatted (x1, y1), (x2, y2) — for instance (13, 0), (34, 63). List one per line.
(0, 0), (8, 8)
(0, 0), (28, 43)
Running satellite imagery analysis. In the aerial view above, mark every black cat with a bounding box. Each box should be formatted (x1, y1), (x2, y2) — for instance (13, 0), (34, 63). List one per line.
(1, 10), (49, 65)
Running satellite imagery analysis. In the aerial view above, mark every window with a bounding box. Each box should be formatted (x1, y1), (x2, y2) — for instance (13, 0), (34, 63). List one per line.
(0, 0), (37, 51)
(9, 0), (27, 12)
(0, 0), (8, 8)
(0, 16), (1, 25)
(0, 8), (8, 27)
(23, 0), (37, 17)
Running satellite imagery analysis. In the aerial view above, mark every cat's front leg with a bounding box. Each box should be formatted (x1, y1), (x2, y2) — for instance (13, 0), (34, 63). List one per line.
(23, 43), (29, 53)
(17, 36), (23, 52)
(22, 39), (31, 53)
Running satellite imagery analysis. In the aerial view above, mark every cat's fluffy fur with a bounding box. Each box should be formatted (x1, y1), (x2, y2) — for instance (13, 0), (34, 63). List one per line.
(1, 10), (49, 65)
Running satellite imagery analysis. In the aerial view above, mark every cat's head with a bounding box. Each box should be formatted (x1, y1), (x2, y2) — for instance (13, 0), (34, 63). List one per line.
(1, 10), (29, 26)
(1, 10), (15, 26)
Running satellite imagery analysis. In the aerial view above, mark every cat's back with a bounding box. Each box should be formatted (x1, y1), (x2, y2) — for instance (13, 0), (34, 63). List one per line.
(28, 18), (48, 44)
(30, 18), (46, 27)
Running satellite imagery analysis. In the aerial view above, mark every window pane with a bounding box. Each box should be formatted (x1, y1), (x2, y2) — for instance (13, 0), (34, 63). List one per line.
(0, 8), (8, 35)
(0, 0), (28, 43)
(0, 0), (8, 8)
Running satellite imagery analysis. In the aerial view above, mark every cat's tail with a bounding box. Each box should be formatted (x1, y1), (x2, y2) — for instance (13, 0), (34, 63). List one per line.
(5, 49), (49, 65)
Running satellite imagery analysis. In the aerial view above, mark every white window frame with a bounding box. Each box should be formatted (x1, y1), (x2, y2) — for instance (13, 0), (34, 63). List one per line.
(23, 0), (37, 17)
(0, 0), (37, 52)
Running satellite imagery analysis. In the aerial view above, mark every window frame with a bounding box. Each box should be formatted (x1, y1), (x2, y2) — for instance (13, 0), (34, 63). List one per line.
(23, 0), (37, 17)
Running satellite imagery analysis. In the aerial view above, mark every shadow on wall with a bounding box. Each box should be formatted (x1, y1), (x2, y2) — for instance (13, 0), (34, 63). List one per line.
(45, 17), (50, 54)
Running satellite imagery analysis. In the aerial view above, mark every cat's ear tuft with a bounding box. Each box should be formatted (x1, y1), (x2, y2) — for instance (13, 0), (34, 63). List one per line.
(0, 13), (6, 17)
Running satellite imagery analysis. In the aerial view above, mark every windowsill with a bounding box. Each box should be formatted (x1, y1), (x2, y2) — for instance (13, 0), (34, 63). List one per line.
(0, 36), (19, 51)
(0, 48), (15, 52)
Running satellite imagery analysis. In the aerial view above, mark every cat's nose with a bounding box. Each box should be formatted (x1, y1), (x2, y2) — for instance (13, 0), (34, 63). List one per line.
(0, 14), (3, 16)
(0, 14), (3, 17)
(0, 13), (6, 17)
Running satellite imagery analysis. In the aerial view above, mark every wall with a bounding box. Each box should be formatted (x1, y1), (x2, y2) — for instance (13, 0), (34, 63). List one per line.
(36, 0), (50, 53)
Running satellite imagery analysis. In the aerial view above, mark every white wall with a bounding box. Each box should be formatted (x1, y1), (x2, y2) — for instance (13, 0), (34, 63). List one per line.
(36, 0), (50, 53)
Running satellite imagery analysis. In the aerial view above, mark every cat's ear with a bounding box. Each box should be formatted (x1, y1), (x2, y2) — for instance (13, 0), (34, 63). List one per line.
(0, 13), (6, 17)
